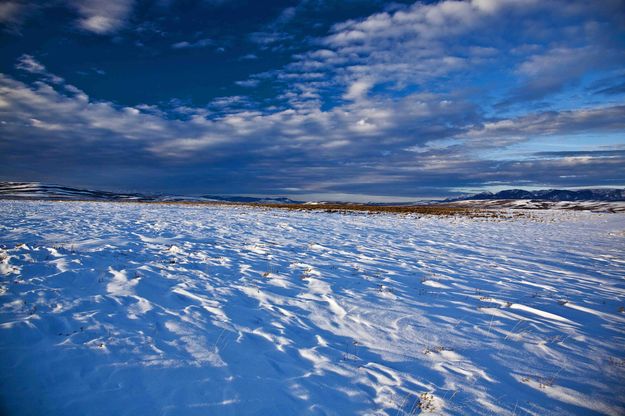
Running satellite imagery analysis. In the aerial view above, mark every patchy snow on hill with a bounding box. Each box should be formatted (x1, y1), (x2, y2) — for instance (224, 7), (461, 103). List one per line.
(0, 200), (624, 415)
(448, 199), (625, 213)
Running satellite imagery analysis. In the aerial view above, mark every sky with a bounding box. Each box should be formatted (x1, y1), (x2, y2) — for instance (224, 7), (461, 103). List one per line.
(0, 0), (624, 201)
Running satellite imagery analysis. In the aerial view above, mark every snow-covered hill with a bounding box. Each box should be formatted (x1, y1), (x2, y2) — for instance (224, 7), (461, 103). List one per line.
(448, 188), (625, 202)
(1, 201), (624, 415)
(0, 182), (300, 204)
(0, 181), (149, 201)
(447, 199), (625, 213)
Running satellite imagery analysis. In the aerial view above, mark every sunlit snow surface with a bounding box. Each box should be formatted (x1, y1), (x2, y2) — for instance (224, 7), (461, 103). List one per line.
(1, 200), (624, 415)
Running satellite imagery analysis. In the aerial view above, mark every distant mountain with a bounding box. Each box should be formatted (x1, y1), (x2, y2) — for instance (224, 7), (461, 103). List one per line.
(0, 182), (150, 201)
(200, 195), (301, 204)
(4, 182), (624, 206)
(447, 188), (625, 202)
(0, 182), (301, 204)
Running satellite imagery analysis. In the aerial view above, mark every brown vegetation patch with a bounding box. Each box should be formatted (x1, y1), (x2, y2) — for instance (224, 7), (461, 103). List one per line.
(255, 202), (514, 218)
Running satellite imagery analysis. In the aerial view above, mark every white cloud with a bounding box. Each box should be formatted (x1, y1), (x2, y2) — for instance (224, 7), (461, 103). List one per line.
(469, 106), (625, 140)
(235, 79), (260, 88)
(499, 46), (624, 104)
(343, 79), (373, 101)
(15, 54), (45, 74)
(15, 54), (64, 84)
(172, 38), (214, 49)
(2, 66), (624, 194)
(3, 60), (621, 163)
(69, 0), (134, 34)
(0, 1), (22, 24)
(265, 0), (625, 122)
(249, 31), (292, 46)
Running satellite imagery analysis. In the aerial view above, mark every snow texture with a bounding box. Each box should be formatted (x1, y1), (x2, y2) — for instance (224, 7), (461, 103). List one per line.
(0, 200), (624, 415)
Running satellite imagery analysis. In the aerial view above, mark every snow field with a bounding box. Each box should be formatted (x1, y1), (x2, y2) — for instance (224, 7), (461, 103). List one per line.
(0, 200), (624, 415)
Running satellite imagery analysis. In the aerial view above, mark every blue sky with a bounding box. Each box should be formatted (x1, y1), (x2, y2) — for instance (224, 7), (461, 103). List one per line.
(0, 0), (624, 201)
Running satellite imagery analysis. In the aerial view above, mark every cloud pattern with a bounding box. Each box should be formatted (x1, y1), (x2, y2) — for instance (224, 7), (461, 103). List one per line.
(0, 0), (624, 199)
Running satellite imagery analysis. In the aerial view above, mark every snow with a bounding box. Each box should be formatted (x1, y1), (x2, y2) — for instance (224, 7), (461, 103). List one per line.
(449, 199), (625, 213)
(0, 200), (624, 415)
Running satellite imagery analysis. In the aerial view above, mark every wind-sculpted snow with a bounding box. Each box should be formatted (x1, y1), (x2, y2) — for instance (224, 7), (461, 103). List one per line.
(0, 201), (624, 415)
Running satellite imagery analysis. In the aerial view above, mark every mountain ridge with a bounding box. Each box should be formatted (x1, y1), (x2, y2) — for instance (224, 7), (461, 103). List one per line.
(446, 188), (625, 202)
(0, 182), (301, 204)
(2, 182), (625, 204)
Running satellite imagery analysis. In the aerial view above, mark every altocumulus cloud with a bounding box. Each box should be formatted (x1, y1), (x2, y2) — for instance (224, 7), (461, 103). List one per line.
(69, 0), (135, 34)
(0, 0), (624, 199)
